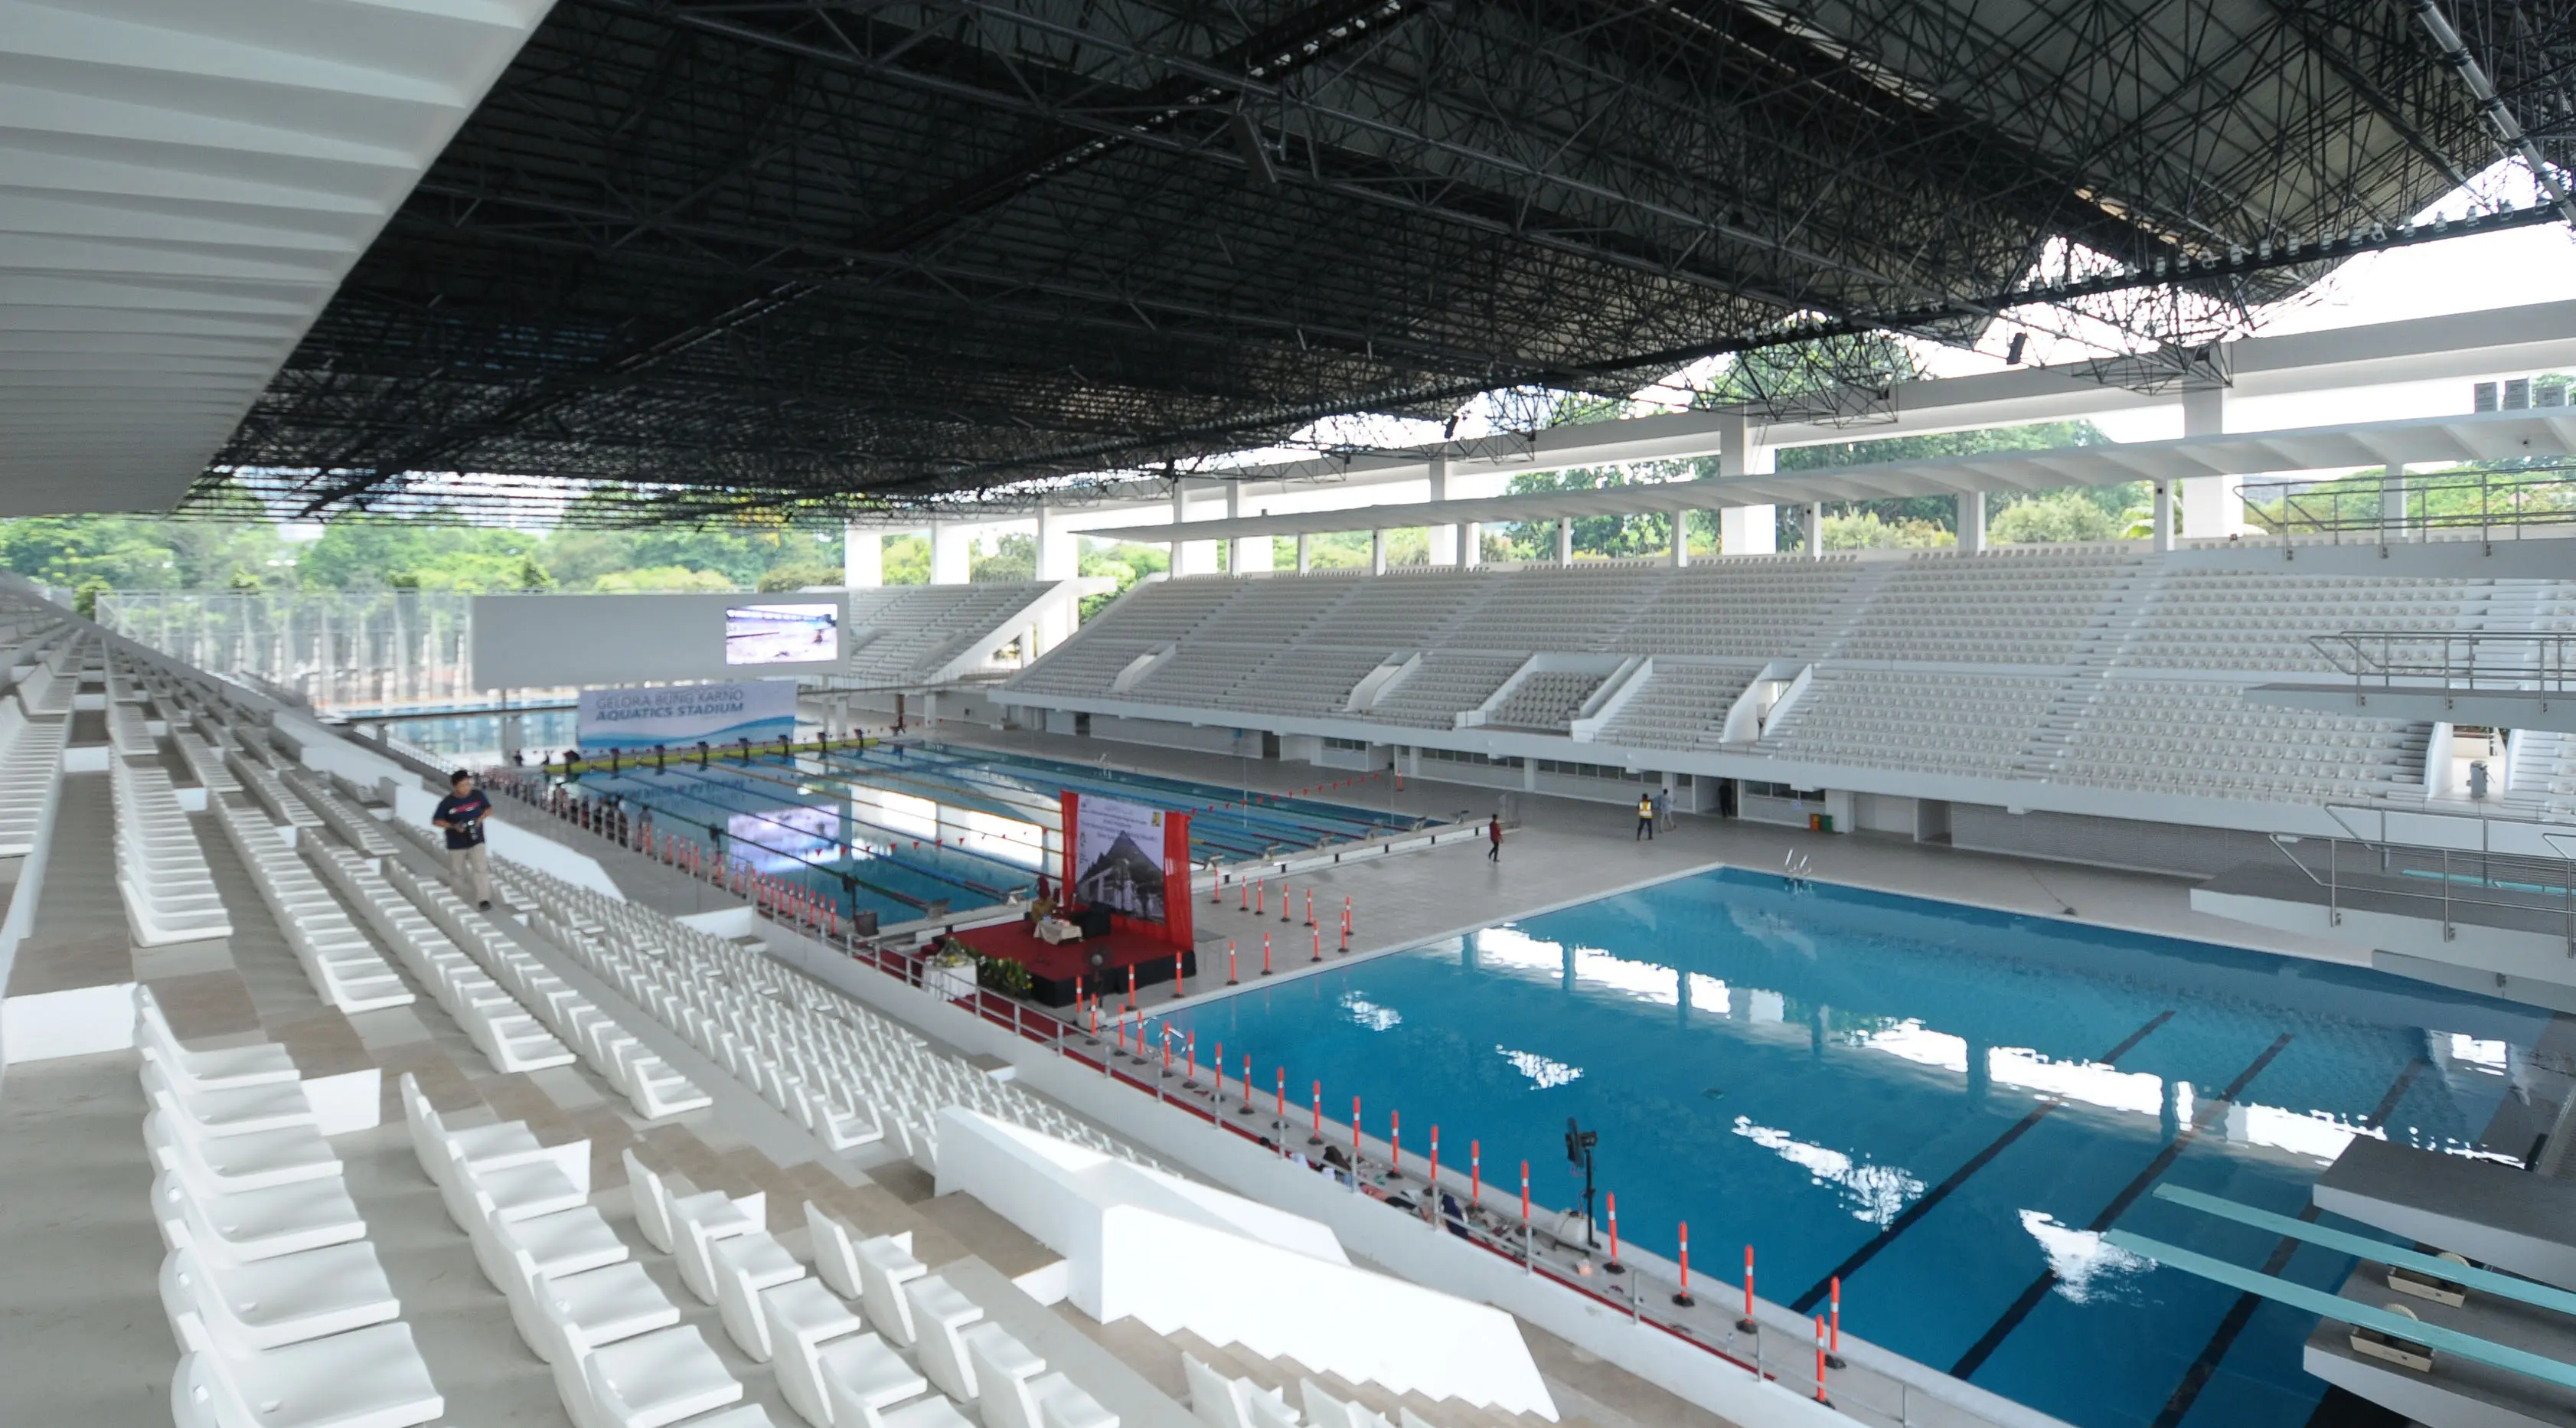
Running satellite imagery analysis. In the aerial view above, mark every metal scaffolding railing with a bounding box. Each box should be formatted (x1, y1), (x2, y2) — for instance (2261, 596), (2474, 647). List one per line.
(2269, 805), (2576, 950)
(2307, 629), (2576, 695)
(95, 590), (482, 713)
(2241, 465), (2576, 547)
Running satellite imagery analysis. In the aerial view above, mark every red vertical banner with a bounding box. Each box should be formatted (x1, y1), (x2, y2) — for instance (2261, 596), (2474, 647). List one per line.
(1059, 789), (1079, 897)
(1163, 809), (1193, 953)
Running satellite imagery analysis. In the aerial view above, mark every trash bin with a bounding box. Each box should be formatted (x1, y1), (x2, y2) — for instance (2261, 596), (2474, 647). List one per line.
(2470, 760), (2490, 801)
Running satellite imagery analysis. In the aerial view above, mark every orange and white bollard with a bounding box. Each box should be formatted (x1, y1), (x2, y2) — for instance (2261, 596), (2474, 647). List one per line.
(1311, 929), (1322, 962)
(1227, 941), (1238, 985)
(1304, 890), (1315, 927)
(1605, 1191), (1623, 1273)
(1471, 1140), (1481, 1204)
(1739, 1246), (1758, 1333)
(1279, 881), (1292, 923)
(1814, 1316), (1830, 1403)
(1391, 1110), (1402, 1175)
(1674, 1222), (1695, 1306)
(1827, 1276), (1844, 1368)
(1311, 1080), (1323, 1145)
(1262, 931), (1273, 975)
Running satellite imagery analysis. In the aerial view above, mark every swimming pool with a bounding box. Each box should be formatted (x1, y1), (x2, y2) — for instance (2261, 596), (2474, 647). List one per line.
(1157, 867), (2548, 1428)
(571, 742), (1423, 926)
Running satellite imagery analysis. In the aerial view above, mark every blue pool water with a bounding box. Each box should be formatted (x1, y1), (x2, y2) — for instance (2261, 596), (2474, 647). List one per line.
(1158, 868), (2549, 1428)
(573, 743), (1419, 926)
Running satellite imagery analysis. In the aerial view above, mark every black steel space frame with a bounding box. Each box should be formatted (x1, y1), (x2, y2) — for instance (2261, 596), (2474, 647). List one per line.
(202, 1), (2576, 527)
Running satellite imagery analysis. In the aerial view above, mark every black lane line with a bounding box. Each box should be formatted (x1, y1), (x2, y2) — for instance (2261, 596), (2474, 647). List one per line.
(1787, 1009), (2176, 1315)
(1950, 1033), (2294, 1381)
(2145, 1054), (2426, 1428)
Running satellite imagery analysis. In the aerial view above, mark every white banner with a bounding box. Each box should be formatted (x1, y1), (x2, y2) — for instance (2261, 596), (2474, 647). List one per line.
(575, 681), (797, 750)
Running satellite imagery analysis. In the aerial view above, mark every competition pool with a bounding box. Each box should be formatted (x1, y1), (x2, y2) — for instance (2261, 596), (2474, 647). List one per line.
(572, 742), (1426, 926)
(1158, 866), (2548, 1428)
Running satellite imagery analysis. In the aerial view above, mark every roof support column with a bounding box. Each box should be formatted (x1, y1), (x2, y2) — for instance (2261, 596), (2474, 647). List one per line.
(2152, 481), (2175, 553)
(2383, 464), (2408, 538)
(1461, 521), (1482, 569)
(1370, 528), (1388, 575)
(843, 523), (883, 587)
(2178, 387), (2244, 539)
(1033, 505), (1077, 655)
(1716, 411), (1776, 554)
(929, 521), (971, 585)
(1801, 503), (1823, 560)
(1428, 456), (1458, 565)
(1957, 492), (1986, 554)
(1296, 533), (1312, 574)
(1171, 483), (1217, 577)
(1226, 483), (1272, 573)
(1556, 518), (1573, 567)
(1670, 510), (1690, 567)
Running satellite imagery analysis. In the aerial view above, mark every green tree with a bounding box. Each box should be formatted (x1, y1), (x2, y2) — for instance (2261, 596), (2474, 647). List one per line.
(1989, 490), (2118, 544)
(590, 566), (737, 593)
(883, 534), (929, 585)
(757, 561), (839, 591)
(971, 534), (1036, 583)
(1821, 510), (1954, 550)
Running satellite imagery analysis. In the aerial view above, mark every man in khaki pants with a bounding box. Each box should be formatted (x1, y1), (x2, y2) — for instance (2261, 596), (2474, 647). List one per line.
(433, 769), (495, 909)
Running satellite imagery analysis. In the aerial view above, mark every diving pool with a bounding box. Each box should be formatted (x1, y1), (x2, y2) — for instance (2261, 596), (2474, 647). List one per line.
(1156, 866), (2548, 1428)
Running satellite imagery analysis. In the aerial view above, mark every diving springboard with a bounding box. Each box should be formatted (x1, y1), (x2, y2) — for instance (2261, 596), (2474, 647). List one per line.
(2153, 1185), (2576, 1319)
(2101, 1231), (2576, 1394)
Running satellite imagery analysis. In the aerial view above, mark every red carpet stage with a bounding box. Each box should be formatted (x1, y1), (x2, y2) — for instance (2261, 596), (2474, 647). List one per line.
(950, 921), (1197, 1007)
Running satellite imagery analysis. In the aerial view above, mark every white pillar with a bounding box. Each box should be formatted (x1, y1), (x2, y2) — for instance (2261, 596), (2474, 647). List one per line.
(929, 521), (972, 584)
(2152, 480), (2175, 553)
(1168, 484), (1217, 577)
(1427, 456), (1458, 566)
(1801, 503), (1823, 559)
(1957, 492), (1986, 554)
(2382, 463), (2408, 536)
(842, 524), (883, 587)
(1716, 411), (1777, 554)
(1670, 509), (1689, 567)
(1556, 518), (1573, 567)
(1295, 532), (1312, 573)
(1461, 521), (1482, 568)
(1225, 484), (1272, 573)
(1032, 505), (1078, 654)
(1370, 528), (1388, 575)
(2177, 387), (2242, 538)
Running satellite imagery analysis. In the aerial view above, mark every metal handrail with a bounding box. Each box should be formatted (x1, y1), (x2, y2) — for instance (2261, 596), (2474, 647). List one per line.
(2242, 464), (2576, 548)
(2307, 629), (2576, 696)
(2267, 815), (2576, 951)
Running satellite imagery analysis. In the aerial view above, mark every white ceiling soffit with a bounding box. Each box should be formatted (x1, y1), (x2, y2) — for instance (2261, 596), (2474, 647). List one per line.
(0, 0), (553, 515)
(1079, 408), (2576, 542)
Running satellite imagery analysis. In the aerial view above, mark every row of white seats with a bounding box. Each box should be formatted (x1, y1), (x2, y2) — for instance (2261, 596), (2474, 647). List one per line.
(1186, 1354), (1443, 1428)
(207, 798), (409, 1010)
(0, 693), (64, 855)
(504, 877), (884, 1152)
(281, 766), (398, 858)
(110, 699), (158, 757)
(380, 848), (710, 1117)
(231, 749), (322, 829)
(399, 1074), (769, 1428)
(113, 756), (234, 946)
(487, 851), (1150, 1174)
(305, 837), (574, 1072)
(140, 988), (445, 1428)
(173, 730), (243, 794)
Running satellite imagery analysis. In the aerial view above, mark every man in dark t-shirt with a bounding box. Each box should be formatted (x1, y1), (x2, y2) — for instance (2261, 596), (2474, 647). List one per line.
(433, 770), (495, 909)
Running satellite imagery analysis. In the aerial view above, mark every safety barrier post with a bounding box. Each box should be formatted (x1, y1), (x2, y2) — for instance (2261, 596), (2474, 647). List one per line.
(1391, 1110), (1402, 1175)
(1255, 879), (1264, 916)
(1210, 874), (1223, 904)
(1262, 933), (1272, 976)
(1310, 1080), (1323, 1145)
(1241, 1055), (1254, 1115)
(1279, 880), (1292, 923)
(1674, 1222), (1694, 1305)
(1814, 1317), (1830, 1403)
(1471, 1140), (1481, 1204)
(1228, 942), (1238, 985)
(1827, 1276), (1844, 1368)
(1312, 929), (1322, 962)
(1351, 1096), (1362, 1189)
(1183, 1031), (1197, 1088)
(1304, 889), (1315, 927)
(1605, 1192), (1623, 1273)
(1739, 1247), (1758, 1333)
(1173, 951), (1184, 998)
(1428, 1129), (1440, 1224)
(1275, 1068), (1285, 1125)
(1520, 1162), (1532, 1273)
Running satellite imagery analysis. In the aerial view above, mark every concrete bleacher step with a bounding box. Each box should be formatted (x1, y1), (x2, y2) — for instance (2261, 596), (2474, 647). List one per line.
(1167, 1328), (1548, 1428)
